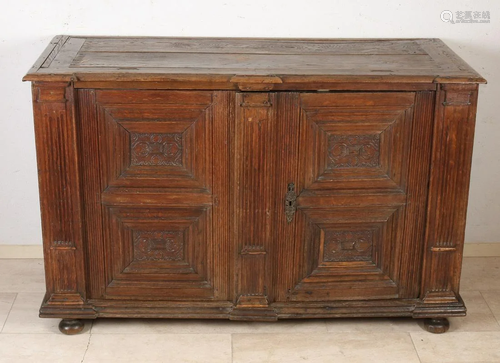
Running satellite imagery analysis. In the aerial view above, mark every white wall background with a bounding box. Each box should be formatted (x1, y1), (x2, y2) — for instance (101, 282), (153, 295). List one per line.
(0, 0), (498, 246)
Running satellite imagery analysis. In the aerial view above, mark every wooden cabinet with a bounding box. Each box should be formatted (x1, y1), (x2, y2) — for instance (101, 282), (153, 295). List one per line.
(24, 36), (486, 334)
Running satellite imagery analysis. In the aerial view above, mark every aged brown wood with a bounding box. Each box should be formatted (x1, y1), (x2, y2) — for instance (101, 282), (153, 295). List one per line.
(58, 319), (84, 335)
(32, 81), (95, 320)
(424, 318), (450, 334)
(24, 36), (485, 334)
(23, 37), (485, 85)
(415, 83), (479, 316)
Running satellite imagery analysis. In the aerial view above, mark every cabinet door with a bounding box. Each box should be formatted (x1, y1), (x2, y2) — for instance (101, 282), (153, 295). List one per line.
(274, 92), (435, 302)
(78, 90), (232, 301)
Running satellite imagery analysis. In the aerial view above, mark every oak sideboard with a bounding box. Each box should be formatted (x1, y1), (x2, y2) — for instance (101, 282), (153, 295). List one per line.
(23, 36), (486, 334)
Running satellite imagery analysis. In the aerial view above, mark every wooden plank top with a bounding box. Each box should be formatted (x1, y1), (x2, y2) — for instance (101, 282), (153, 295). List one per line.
(23, 36), (486, 85)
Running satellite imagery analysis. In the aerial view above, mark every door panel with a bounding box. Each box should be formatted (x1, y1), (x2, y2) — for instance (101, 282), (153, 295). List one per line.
(289, 204), (404, 301)
(274, 92), (434, 302)
(79, 90), (232, 301)
(100, 205), (215, 299)
(299, 93), (415, 191)
(79, 89), (433, 305)
(95, 90), (213, 190)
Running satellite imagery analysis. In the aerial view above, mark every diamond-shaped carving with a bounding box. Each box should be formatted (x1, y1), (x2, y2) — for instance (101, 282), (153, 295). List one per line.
(131, 133), (183, 166)
(133, 230), (184, 261)
(327, 134), (380, 168)
(323, 230), (373, 262)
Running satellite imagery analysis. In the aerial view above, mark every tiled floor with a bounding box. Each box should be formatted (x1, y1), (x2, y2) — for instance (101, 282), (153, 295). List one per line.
(0, 258), (499, 362)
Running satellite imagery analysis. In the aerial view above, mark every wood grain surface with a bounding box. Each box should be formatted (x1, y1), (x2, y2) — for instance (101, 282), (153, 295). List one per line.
(23, 36), (486, 86)
(26, 37), (485, 329)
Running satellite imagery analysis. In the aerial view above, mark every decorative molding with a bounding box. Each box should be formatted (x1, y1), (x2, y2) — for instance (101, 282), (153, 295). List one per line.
(431, 241), (457, 252)
(431, 246), (457, 252)
(51, 240), (76, 249)
(240, 246), (266, 255)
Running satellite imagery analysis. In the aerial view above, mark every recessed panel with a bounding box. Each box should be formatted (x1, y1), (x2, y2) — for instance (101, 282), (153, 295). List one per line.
(102, 205), (215, 300)
(286, 205), (404, 301)
(299, 93), (415, 191)
(96, 90), (213, 189)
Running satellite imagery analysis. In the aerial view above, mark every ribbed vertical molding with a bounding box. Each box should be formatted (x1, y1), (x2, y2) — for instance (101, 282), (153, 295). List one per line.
(32, 82), (95, 318)
(76, 89), (107, 300)
(416, 84), (479, 317)
(212, 91), (233, 301)
(273, 93), (301, 302)
(397, 91), (434, 298)
(231, 92), (278, 321)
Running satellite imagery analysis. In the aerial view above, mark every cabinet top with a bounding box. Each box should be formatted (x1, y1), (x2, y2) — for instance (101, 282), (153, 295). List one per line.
(23, 36), (486, 85)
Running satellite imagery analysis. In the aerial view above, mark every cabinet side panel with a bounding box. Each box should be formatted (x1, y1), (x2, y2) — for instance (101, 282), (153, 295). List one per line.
(421, 84), (478, 305)
(31, 82), (94, 318)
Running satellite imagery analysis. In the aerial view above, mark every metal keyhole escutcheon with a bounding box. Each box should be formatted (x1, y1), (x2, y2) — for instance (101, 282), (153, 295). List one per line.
(285, 183), (297, 223)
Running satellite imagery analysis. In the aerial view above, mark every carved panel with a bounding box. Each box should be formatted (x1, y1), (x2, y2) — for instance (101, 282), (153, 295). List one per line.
(323, 230), (373, 262)
(131, 133), (183, 167)
(133, 230), (184, 261)
(298, 92), (414, 190)
(95, 90), (213, 189)
(327, 134), (380, 168)
(101, 205), (216, 299)
(282, 205), (403, 302)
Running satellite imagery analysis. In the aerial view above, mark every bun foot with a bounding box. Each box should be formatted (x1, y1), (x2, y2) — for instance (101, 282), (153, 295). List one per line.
(58, 319), (84, 335)
(423, 318), (450, 334)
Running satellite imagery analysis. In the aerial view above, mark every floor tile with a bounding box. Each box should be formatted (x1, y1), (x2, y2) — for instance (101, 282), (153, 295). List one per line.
(84, 333), (231, 363)
(2, 292), (90, 334)
(0, 294), (16, 332)
(232, 332), (420, 363)
(448, 291), (500, 332)
(0, 259), (45, 293)
(325, 317), (423, 333)
(481, 290), (500, 323)
(0, 333), (89, 363)
(461, 257), (500, 291)
(411, 331), (500, 363)
(91, 318), (327, 334)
